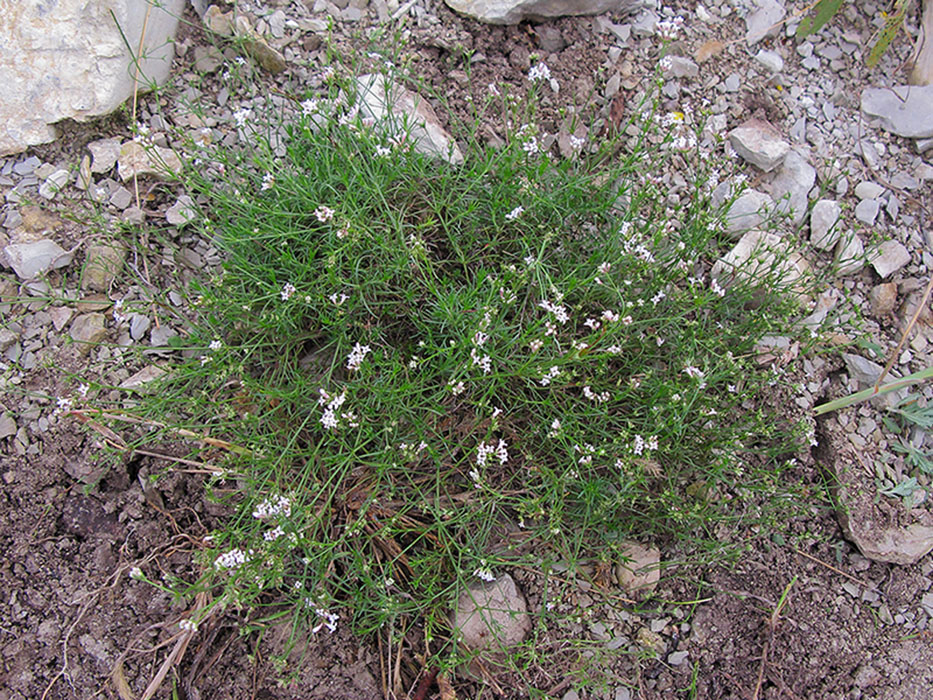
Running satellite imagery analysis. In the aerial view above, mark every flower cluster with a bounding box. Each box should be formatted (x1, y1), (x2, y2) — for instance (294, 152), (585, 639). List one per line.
(215, 547), (248, 569)
(318, 389), (358, 430)
(476, 439), (509, 466)
(527, 62), (551, 82)
(632, 434), (659, 456)
(346, 342), (372, 371)
(253, 494), (292, 519)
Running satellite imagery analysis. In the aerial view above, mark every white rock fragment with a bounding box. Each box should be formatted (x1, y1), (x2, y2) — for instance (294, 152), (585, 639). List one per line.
(728, 119), (790, 172)
(166, 195), (198, 226)
(769, 148), (815, 225)
(869, 240), (911, 278)
(443, 0), (636, 23)
(854, 181), (885, 200)
(809, 199), (842, 250)
(2, 240), (73, 280)
(70, 313), (108, 355)
(666, 56), (699, 79)
(854, 199), (880, 226)
(39, 169), (71, 199)
(712, 230), (809, 304)
(118, 142), (183, 181)
(834, 231), (865, 275)
(355, 74), (463, 164)
(745, 0), (785, 45)
(754, 49), (783, 73)
(615, 541), (660, 598)
(88, 137), (122, 174)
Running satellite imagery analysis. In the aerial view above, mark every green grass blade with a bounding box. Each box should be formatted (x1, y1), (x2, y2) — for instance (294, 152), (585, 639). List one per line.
(796, 0), (846, 41)
(813, 366), (933, 416)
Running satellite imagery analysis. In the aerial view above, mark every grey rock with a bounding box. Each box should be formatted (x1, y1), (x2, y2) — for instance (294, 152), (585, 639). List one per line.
(615, 540), (660, 598)
(453, 573), (531, 650)
(770, 148), (815, 225)
(854, 199), (880, 226)
(667, 56), (698, 79)
(835, 231), (865, 275)
(922, 592), (933, 617)
(869, 282), (898, 317)
(712, 230), (809, 305)
(729, 119), (790, 172)
(810, 199), (842, 250)
(166, 195), (198, 226)
(668, 650), (689, 666)
(754, 49), (784, 73)
(355, 74), (463, 164)
(82, 242), (126, 292)
(120, 365), (168, 389)
(840, 353), (906, 408)
(193, 45), (223, 73)
(723, 73), (741, 92)
(268, 9), (287, 38)
(745, 0), (785, 46)
(861, 85), (933, 138)
(150, 325), (179, 347)
(0, 412), (16, 440)
(797, 42), (813, 58)
(630, 9), (658, 36)
(443, 0), (636, 24)
(870, 240), (911, 278)
(536, 25), (566, 52)
(0, 327), (19, 351)
(0, 0), (183, 156)
(87, 137), (121, 173)
(801, 55), (820, 71)
(3, 240), (73, 280)
(129, 313), (151, 341)
(70, 313), (108, 355)
(117, 142), (183, 181)
(854, 181), (885, 200)
(13, 156), (41, 176)
(49, 306), (73, 331)
(109, 187), (133, 210)
(890, 172), (920, 190)
(39, 169), (70, 199)
(725, 189), (773, 237)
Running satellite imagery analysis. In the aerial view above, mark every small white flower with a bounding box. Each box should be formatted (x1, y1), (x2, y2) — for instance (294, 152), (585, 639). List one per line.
(374, 145), (392, 158)
(527, 63), (551, 82)
(540, 365), (561, 386)
(449, 380), (466, 395)
(232, 108), (251, 128)
(281, 282), (297, 301)
(215, 548), (247, 569)
(505, 205), (524, 221)
(529, 339), (543, 352)
(548, 418), (561, 437)
(263, 526), (285, 542)
(598, 262), (612, 275)
(473, 565), (496, 582)
(315, 205), (335, 223)
(346, 342), (372, 371)
(660, 56), (673, 71)
(179, 619), (198, 633)
(301, 98), (319, 116)
(129, 567), (144, 580)
(710, 278), (726, 297)
(684, 366), (704, 379)
(209, 339), (223, 351)
(78, 383), (90, 397)
(253, 495), (292, 519)
(602, 310), (620, 323)
(584, 318), (601, 330)
(260, 172), (275, 191)
(569, 135), (585, 150)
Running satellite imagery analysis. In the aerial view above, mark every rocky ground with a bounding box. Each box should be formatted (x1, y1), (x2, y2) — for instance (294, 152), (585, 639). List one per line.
(3, 0), (933, 698)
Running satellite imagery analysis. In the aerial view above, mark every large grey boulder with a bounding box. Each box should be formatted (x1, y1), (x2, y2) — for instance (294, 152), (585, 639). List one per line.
(444, 0), (637, 25)
(0, 0), (184, 155)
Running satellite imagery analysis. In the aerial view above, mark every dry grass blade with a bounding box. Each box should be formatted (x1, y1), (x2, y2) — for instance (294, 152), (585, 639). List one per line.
(752, 575), (797, 700)
(875, 273), (933, 392)
(437, 672), (457, 700)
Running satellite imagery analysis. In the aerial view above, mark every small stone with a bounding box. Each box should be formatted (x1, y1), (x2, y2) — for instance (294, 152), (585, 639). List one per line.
(235, 16), (287, 73)
(770, 148), (815, 225)
(561, 691), (580, 700)
(536, 25), (565, 53)
(3, 240), (73, 280)
(725, 189), (773, 237)
(754, 49), (783, 72)
(745, 0), (785, 45)
(835, 231), (865, 275)
(117, 141), (183, 181)
(0, 413), (16, 439)
(636, 627), (666, 654)
(854, 199), (880, 226)
(109, 187), (133, 210)
(712, 230), (809, 304)
(76, 156), (92, 190)
(48, 306), (74, 331)
(668, 650), (689, 666)
(723, 73), (741, 92)
(667, 56), (699, 79)
(869, 283), (898, 317)
(870, 240), (910, 278)
(615, 541), (660, 598)
(453, 573), (531, 651)
(70, 313), (108, 355)
(88, 137), (122, 174)
(810, 199), (842, 250)
(166, 195), (198, 226)
(122, 207), (146, 224)
(861, 85), (933, 138)
(120, 365), (168, 389)
(150, 325), (179, 347)
(129, 314), (151, 341)
(193, 45), (223, 73)
(39, 169), (71, 199)
(631, 10), (658, 37)
(728, 119), (790, 172)
(204, 4), (235, 35)
(854, 181), (885, 200)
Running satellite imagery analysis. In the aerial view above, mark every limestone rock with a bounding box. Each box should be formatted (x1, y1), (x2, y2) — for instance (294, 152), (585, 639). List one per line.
(444, 0), (637, 24)
(869, 240), (911, 279)
(712, 230), (808, 304)
(869, 282), (898, 318)
(355, 74), (463, 164)
(235, 16), (287, 73)
(769, 148), (815, 225)
(82, 242), (127, 292)
(834, 231), (865, 276)
(88, 137), (122, 174)
(39, 169), (71, 200)
(120, 365), (168, 390)
(118, 142), (183, 181)
(854, 199), (879, 226)
(3, 240), (73, 280)
(166, 195), (198, 226)
(0, 413), (16, 440)
(745, 0), (785, 45)
(754, 49), (783, 73)
(725, 189), (773, 237)
(910, 0), (933, 85)
(810, 199), (841, 250)
(728, 119), (789, 172)
(70, 313), (108, 355)
(615, 541), (660, 598)
(861, 85), (933, 138)
(453, 573), (531, 650)
(0, 0), (184, 155)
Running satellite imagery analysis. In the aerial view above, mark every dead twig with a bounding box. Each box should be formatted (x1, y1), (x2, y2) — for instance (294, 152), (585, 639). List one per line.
(751, 576), (796, 700)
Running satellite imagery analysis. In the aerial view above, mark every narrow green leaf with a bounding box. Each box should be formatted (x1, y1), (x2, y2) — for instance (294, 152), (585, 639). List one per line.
(796, 0), (846, 40)
(867, 0), (909, 68)
(813, 366), (933, 416)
